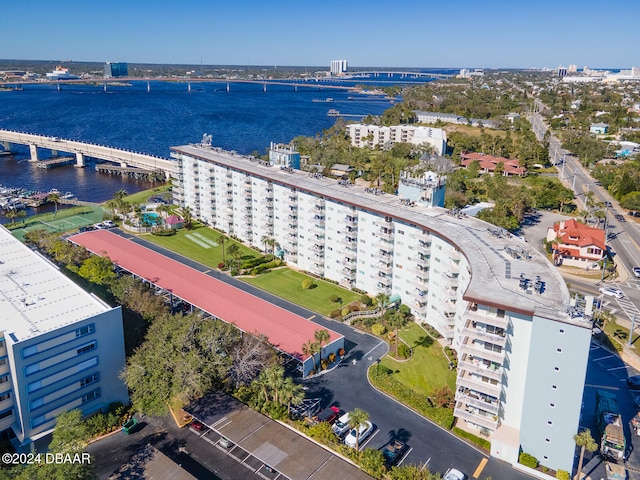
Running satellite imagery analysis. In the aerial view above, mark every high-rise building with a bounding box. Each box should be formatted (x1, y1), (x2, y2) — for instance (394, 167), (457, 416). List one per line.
(0, 226), (128, 448)
(346, 124), (447, 156)
(104, 62), (128, 78)
(567, 64), (578, 73)
(557, 66), (567, 77)
(330, 60), (348, 76)
(170, 142), (591, 472)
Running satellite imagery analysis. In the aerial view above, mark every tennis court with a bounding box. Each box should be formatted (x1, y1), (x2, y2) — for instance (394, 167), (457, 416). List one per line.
(10, 207), (106, 242)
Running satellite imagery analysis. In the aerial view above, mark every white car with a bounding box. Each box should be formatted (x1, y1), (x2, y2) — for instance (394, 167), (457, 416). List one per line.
(444, 468), (467, 480)
(102, 220), (115, 228)
(332, 412), (351, 437)
(344, 421), (373, 449)
(599, 287), (624, 299)
(93, 223), (104, 229)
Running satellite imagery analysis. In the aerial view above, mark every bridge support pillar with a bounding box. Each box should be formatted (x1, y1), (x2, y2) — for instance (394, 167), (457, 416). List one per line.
(120, 162), (128, 168)
(226, 82), (230, 92)
(75, 152), (85, 168)
(51, 149), (58, 157)
(147, 81), (150, 92)
(104, 82), (107, 92)
(1, 141), (11, 152)
(28, 144), (38, 162)
(263, 83), (266, 92)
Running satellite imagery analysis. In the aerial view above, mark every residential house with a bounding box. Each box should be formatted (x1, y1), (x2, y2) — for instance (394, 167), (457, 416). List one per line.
(546, 219), (605, 268)
(590, 122), (609, 134)
(460, 152), (527, 177)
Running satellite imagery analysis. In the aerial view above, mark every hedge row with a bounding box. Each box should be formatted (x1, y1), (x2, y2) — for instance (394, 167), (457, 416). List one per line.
(369, 367), (454, 429)
(241, 254), (274, 269)
(452, 426), (491, 450)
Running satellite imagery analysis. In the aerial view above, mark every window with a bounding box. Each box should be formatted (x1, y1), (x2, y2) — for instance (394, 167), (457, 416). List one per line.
(77, 342), (96, 356)
(552, 385), (557, 390)
(545, 438), (551, 443)
(0, 409), (13, 420)
(556, 348), (562, 353)
(0, 358), (5, 366)
(80, 373), (99, 387)
(0, 392), (10, 402)
(559, 329), (565, 334)
(547, 421), (553, 426)
(0, 375), (9, 384)
(25, 363), (40, 376)
(554, 367), (559, 371)
(550, 403), (555, 408)
(0, 339), (4, 348)
(82, 389), (100, 403)
(76, 324), (95, 338)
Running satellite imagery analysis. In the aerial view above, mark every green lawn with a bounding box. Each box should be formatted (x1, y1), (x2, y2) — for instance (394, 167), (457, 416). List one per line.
(120, 185), (172, 205)
(141, 224), (260, 268)
(242, 268), (360, 316)
(379, 322), (456, 396)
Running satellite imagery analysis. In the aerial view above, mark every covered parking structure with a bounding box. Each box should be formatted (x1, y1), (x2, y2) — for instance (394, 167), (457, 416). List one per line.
(70, 230), (343, 376)
(184, 391), (373, 480)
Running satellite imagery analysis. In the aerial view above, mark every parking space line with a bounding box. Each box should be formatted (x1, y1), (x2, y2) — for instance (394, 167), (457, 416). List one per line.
(608, 366), (628, 371)
(397, 447), (412, 466)
(473, 457), (488, 478)
(593, 355), (614, 361)
(307, 315), (316, 320)
(420, 458), (431, 471)
(358, 429), (378, 450)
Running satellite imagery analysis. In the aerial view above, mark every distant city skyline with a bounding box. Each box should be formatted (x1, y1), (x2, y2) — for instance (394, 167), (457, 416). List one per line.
(2, 0), (639, 69)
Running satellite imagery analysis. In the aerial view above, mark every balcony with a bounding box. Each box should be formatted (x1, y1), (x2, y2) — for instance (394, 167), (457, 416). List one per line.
(455, 391), (499, 415)
(418, 241), (431, 254)
(285, 224), (297, 234)
(314, 204), (325, 212)
(345, 215), (358, 225)
(454, 406), (499, 431)
(343, 267), (356, 276)
(380, 227), (393, 239)
(379, 249), (392, 258)
(465, 307), (509, 329)
(456, 371), (502, 398)
(459, 341), (505, 365)
(342, 237), (357, 248)
(289, 205), (298, 212)
(461, 324), (507, 348)
(379, 261), (392, 272)
(343, 256), (356, 266)
(458, 358), (504, 382)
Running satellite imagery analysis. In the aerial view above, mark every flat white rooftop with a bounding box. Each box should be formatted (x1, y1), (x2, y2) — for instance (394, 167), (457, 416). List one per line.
(173, 144), (586, 327)
(0, 226), (108, 343)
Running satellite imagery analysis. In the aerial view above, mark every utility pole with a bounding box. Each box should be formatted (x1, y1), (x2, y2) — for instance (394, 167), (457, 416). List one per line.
(572, 167), (578, 191)
(628, 314), (636, 347)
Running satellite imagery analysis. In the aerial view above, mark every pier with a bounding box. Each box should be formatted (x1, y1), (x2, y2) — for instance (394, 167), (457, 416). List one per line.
(95, 164), (163, 180)
(35, 156), (76, 169)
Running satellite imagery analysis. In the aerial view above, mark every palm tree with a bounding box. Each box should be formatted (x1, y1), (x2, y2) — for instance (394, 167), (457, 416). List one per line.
(16, 209), (27, 225)
(226, 243), (241, 270)
(574, 429), (597, 480)
(261, 235), (270, 253)
(387, 310), (407, 357)
(376, 292), (389, 311)
(216, 234), (227, 263)
(47, 192), (61, 218)
(180, 206), (193, 230)
(280, 376), (305, 415)
(5, 209), (17, 225)
(302, 339), (320, 372)
(314, 329), (330, 360)
(348, 408), (370, 450)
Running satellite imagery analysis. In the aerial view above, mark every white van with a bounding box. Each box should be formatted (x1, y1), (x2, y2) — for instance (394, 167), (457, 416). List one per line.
(332, 412), (350, 437)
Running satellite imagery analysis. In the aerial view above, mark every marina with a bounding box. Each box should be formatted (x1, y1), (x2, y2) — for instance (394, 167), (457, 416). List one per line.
(0, 185), (75, 210)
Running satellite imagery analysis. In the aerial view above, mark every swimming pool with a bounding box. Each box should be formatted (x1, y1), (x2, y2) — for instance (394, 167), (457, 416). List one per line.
(142, 212), (161, 226)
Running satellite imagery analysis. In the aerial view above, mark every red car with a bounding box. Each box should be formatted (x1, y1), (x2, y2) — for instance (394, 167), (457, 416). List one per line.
(315, 406), (341, 424)
(190, 420), (205, 431)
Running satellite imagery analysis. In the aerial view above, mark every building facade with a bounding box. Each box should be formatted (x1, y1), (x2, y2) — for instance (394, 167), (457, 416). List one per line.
(170, 143), (592, 472)
(0, 226), (128, 448)
(104, 62), (128, 78)
(346, 124), (447, 156)
(547, 218), (605, 268)
(330, 60), (348, 76)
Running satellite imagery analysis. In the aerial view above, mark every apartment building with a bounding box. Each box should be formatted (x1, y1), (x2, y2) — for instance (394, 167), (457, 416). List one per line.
(170, 142), (591, 472)
(0, 226), (128, 448)
(345, 124), (447, 156)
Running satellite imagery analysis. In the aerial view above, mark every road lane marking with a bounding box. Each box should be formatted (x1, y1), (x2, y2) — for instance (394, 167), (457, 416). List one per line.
(473, 457), (488, 478)
(362, 341), (385, 360)
(307, 315), (316, 320)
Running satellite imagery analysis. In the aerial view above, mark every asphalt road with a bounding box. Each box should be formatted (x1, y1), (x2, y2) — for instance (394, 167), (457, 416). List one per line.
(98, 229), (535, 480)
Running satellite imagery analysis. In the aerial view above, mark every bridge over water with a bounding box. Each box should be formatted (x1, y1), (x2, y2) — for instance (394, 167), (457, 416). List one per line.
(0, 129), (177, 177)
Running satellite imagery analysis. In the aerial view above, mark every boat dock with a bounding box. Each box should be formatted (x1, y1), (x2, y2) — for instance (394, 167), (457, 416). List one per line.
(36, 156), (76, 169)
(95, 164), (158, 180)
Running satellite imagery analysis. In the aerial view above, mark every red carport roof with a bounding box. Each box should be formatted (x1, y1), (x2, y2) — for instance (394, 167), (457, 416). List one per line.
(70, 230), (342, 361)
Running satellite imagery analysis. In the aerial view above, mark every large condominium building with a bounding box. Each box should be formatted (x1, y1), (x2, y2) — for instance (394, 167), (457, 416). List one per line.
(170, 142), (591, 473)
(0, 226), (128, 448)
(345, 124), (447, 156)
(330, 60), (348, 76)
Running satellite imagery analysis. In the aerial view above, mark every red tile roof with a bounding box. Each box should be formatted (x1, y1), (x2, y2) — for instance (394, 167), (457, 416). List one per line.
(551, 218), (606, 251)
(165, 214), (183, 225)
(70, 230), (342, 360)
(460, 152), (527, 175)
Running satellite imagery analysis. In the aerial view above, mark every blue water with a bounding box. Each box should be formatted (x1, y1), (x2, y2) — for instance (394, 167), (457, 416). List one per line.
(0, 74), (442, 222)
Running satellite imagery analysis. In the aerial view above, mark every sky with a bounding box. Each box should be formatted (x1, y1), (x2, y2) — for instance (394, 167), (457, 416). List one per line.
(2, 0), (638, 69)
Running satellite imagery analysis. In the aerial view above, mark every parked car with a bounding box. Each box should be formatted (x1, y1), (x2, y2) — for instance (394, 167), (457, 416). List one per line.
(314, 406), (341, 424)
(190, 420), (205, 431)
(79, 225), (95, 232)
(615, 214), (626, 222)
(599, 287), (624, 299)
(633, 266), (640, 278)
(382, 439), (408, 466)
(628, 375), (640, 390)
(444, 468), (467, 480)
(93, 222), (104, 229)
(344, 421), (373, 449)
(102, 220), (115, 228)
(629, 211), (640, 218)
(332, 412), (351, 437)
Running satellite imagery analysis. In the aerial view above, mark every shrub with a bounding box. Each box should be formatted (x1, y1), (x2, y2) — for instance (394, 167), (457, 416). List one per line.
(329, 309), (341, 318)
(338, 348), (345, 356)
(371, 324), (387, 336)
(397, 343), (411, 359)
(348, 304), (360, 312)
(452, 427), (491, 450)
(217, 262), (225, 269)
(151, 228), (176, 236)
(519, 452), (538, 469)
(556, 470), (570, 480)
(301, 279), (314, 289)
(320, 358), (329, 370)
(360, 295), (373, 307)
(362, 318), (376, 328)
(230, 268), (239, 276)
(341, 307), (350, 317)
(328, 352), (336, 363)
(330, 294), (339, 302)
